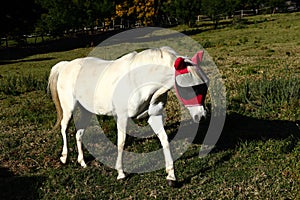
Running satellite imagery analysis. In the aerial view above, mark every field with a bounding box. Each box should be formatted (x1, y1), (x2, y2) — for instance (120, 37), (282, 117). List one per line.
(0, 13), (299, 199)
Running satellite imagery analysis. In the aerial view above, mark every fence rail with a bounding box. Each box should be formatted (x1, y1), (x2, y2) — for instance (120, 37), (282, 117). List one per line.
(2, 6), (299, 48)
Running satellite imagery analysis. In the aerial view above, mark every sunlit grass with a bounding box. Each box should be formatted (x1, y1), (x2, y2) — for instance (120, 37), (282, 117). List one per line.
(0, 12), (299, 199)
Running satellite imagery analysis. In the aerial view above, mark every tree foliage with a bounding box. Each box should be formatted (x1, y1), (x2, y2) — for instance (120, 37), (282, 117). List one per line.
(162, 0), (201, 26)
(0, 0), (297, 40)
(265, 0), (287, 13)
(35, 0), (114, 35)
(0, 0), (41, 37)
(201, 0), (227, 28)
(116, 0), (157, 26)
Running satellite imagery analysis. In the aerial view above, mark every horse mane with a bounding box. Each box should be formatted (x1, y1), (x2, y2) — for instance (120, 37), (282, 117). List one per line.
(118, 46), (179, 68)
(138, 46), (179, 60)
(118, 51), (138, 61)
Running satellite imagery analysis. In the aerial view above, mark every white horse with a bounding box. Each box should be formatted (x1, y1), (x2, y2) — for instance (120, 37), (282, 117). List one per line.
(48, 46), (208, 186)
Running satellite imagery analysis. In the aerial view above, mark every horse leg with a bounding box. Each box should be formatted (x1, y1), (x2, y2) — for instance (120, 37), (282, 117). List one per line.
(75, 106), (92, 168)
(58, 88), (76, 165)
(147, 103), (176, 183)
(115, 116), (127, 180)
(60, 110), (72, 164)
(75, 129), (86, 167)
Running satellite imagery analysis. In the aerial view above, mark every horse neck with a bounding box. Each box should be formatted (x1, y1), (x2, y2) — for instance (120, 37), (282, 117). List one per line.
(133, 50), (176, 69)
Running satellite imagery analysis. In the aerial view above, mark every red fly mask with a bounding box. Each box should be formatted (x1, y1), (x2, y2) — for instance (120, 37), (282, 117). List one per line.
(174, 51), (209, 107)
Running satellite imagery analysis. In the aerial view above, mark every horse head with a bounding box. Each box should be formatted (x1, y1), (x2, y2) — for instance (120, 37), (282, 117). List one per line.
(174, 53), (209, 123)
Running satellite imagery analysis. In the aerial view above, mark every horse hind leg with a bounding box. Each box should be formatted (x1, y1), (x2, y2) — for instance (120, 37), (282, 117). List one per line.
(76, 129), (87, 168)
(58, 91), (76, 165)
(75, 106), (92, 168)
(60, 110), (72, 164)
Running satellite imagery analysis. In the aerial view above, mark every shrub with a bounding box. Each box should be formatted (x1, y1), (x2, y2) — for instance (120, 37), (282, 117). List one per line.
(0, 73), (48, 95)
(243, 74), (300, 120)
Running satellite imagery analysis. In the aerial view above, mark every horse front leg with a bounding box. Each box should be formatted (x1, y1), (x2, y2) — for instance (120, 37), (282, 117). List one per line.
(115, 116), (127, 180)
(148, 112), (176, 185)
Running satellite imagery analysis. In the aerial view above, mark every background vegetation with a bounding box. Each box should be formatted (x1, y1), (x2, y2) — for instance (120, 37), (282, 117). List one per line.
(0, 10), (299, 200)
(1, 0), (300, 47)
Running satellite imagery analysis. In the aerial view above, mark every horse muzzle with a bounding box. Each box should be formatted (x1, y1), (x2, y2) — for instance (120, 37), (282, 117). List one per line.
(187, 105), (207, 123)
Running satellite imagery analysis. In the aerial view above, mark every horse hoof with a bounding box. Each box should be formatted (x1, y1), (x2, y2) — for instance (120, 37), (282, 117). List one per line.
(80, 162), (87, 168)
(166, 180), (177, 187)
(60, 156), (67, 164)
(117, 173), (126, 180)
(78, 159), (87, 168)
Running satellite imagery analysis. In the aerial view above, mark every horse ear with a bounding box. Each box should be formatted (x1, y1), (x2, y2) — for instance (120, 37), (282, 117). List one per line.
(174, 57), (186, 70)
(191, 50), (204, 64)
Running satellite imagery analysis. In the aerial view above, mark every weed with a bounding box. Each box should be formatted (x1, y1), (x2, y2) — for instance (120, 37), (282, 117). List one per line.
(202, 40), (214, 48)
(244, 74), (300, 120)
(232, 17), (248, 29)
(239, 37), (249, 44)
(0, 73), (48, 95)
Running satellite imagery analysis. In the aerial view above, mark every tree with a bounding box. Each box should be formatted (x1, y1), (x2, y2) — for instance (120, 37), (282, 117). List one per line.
(0, 0), (41, 45)
(152, 0), (165, 25)
(35, 0), (77, 35)
(116, 0), (157, 26)
(134, 0), (156, 25)
(265, 0), (286, 13)
(296, 0), (300, 9)
(201, 0), (227, 29)
(163, 0), (201, 27)
(35, 0), (114, 35)
(115, 1), (130, 18)
(224, 0), (241, 17)
(238, 0), (264, 15)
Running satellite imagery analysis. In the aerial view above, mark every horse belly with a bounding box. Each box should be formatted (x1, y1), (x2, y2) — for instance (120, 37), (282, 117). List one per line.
(74, 60), (114, 115)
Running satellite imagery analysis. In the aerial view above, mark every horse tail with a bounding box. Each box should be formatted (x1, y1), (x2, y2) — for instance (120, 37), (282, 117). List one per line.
(48, 61), (68, 132)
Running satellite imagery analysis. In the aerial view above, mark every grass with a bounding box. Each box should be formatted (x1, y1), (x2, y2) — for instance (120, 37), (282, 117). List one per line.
(0, 13), (300, 199)
(242, 74), (300, 119)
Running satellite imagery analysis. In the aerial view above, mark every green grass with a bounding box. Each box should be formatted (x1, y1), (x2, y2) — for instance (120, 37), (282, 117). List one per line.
(0, 13), (300, 199)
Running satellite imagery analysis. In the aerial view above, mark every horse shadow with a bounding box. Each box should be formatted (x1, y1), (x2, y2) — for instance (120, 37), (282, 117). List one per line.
(174, 112), (300, 186)
(196, 112), (300, 150)
(0, 167), (45, 200)
(76, 111), (299, 188)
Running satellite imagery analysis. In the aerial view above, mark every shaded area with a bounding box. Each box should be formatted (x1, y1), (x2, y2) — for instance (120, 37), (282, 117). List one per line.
(182, 17), (275, 36)
(176, 112), (300, 187)
(0, 30), (122, 62)
(0, 16), (273, 63)
(0, 168), (44, 200)
(194, 112), (300, 151)
(0, 57), (55, 65)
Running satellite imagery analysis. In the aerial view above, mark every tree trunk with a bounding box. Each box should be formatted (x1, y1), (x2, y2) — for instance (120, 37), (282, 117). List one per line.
(5, 37), (8, 48)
